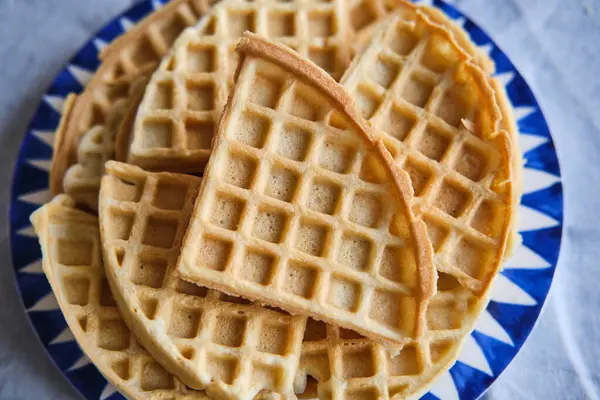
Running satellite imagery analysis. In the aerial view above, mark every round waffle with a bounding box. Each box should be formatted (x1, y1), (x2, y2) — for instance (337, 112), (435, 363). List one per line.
(51, 0), (215, 205)
(99, 161), (307, 399)
(30, 196), (210, 400)
(127, 0), (353, 174)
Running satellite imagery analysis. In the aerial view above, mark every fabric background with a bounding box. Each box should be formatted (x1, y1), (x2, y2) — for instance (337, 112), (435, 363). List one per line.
(0, 0), (598, 398)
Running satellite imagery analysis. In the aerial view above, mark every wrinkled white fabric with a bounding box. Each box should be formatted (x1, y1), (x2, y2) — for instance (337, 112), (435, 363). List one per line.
(0, 0), (597, 399)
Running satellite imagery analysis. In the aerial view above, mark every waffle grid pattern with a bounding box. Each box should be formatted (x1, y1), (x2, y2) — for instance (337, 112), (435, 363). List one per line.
(291, 7), (515, 397)
(129, 0), (351, 173)
(343, 14), (512, 295)
(63, 99), (128, 210)
(53, 0), (214, 201)
(100, 161), (306, 399)
(178, 39), (432, 347)
(347, 0), (397, 34)
(31, 197), (208, 400)
(37, 1), (519, 398)
(296, 278), (479, 399)
(77, 0), (210, 132)
(290, 7), (516, 399)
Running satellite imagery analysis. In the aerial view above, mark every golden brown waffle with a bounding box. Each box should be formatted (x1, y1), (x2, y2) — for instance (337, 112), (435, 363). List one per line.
(349, 0), (495, 74)
(295, 278), (483, 400)
(347, 0), (397, 38)
(50, 0), (215, 195)
(99, 161), (306, 399)
(30, 196), (210, 400)
(289, 8), (519, 399)
(30, 197), (479, 400)
(63, 72), (152, 211)
(53, 0), (402, 212)
(368, 0), (522, 237)
(62, 95), (129, 210)
(177, 33), (435, 348)
(127, 0), (352, 173)
(341, 12), (514, 296)
(355, 1), (522, 256)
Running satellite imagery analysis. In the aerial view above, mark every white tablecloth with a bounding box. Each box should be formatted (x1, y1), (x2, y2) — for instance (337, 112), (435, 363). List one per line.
(0, 0), (598, 398)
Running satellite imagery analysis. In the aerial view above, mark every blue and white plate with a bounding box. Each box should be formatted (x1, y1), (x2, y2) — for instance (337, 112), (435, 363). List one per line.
(9, 0), (563, 399)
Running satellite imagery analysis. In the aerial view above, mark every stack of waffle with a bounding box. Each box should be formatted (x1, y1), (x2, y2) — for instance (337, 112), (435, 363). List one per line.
(32, 1), (520, 399)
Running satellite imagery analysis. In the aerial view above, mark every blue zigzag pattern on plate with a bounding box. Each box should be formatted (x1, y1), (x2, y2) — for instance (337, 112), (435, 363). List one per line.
(8, 1), (563, 399)
(417, 1), (563, 399)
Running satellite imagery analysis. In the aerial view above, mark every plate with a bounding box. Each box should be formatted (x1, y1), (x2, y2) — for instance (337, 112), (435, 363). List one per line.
(9, 0), (563, 399)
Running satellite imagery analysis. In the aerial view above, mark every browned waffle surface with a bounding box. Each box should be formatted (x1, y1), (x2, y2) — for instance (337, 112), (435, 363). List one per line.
(295, 275), (484, 399)
(99, 161), (306, 399)
(30, 196), (211, 400)
(292, 6), (517, 398)
(342, 12), (514, 296)
(177, 33), (435, 348)
(37, 0), (521, 398)
(128, 0), (352, 173)
(50, 0), (215, 196)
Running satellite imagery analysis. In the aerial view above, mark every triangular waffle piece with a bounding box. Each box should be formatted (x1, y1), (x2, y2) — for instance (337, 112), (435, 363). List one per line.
(341, 11), (514, 296)
(99, 161), (306, 399)
(127, 0), (352, 173)
(177, 33), (435, 348)
(352, 1), (522, 256)
(30, 196), (210, 400)
(51, 0), (215, 196)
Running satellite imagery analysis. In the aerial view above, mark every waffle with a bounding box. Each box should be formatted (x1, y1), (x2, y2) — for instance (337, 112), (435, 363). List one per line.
(31, 197), (477, 400)
(62, 91), (130, 211)
(176, 32), (435, 349)
(116, 75), (150, 163)
(349, 0), (495, 74)
(50, 0), (215, 196)
(352, 0), (522, 252)
(99, 161), (306, 399)
(295, 280), (483, 400)
(30, 196), (209, 400)
(126, 0), (353, 173)
(289, 9), (519, 399)
(346, 0), (398, 40)
(341, 12), (515, 296)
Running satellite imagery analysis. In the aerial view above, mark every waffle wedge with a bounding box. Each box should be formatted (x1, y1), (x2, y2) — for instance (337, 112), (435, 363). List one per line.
(353, 0), (522, 250)
(99, 161), (306, 399)
(177, 33), (435, 348)
(126, 0), (352, 173)
(52, 0), (215, 203)
(30, 196), (209, 400)
(342, 12), (514, 296)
